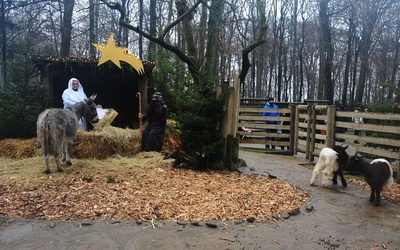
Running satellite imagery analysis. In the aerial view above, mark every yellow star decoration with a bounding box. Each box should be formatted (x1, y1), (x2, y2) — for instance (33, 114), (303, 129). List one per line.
(92, 34), (145, 75)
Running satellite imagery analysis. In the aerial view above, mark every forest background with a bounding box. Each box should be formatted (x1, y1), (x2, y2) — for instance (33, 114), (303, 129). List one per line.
(0, 0), (399, 167)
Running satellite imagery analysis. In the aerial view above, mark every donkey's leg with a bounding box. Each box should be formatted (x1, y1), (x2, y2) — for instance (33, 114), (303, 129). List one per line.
(61, 143), (66, 162)
(63, 141), (72, 166)
(42, 143), (51, 174)
(54, 137), (64, 172)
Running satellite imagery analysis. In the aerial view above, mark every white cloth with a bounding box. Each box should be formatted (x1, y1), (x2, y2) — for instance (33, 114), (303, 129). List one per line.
(62, 78), (88, 131)
(96, 108), (108, 119)
(62, 78), (88, 109)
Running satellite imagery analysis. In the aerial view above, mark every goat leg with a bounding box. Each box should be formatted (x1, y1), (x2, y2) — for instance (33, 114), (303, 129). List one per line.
(321, 169), (331, 187)
(369, 187), (376, 203)
(338, 171), (347, 187)
(374, 187), (382, 206)
(332, 173), (338, 185)
(310, 170), (318, 186)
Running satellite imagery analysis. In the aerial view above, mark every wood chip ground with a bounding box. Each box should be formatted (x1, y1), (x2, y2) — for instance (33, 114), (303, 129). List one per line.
(0, 154), (310, 222)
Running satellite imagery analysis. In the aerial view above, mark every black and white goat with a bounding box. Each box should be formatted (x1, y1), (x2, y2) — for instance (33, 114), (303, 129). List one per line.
(348, 156), (394, 206)
(310, 145), (349, 187)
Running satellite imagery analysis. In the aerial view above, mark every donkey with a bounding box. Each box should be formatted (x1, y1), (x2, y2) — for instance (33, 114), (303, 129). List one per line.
(36, 94), (99, 174)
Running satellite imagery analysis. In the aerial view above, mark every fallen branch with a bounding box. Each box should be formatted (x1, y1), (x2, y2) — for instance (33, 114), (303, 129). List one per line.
(219, 237), (236, 242)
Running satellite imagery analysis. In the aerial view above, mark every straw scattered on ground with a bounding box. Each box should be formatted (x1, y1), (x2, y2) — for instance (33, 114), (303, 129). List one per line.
(0, 153), (309, 222)
(0, 123), (399, 222)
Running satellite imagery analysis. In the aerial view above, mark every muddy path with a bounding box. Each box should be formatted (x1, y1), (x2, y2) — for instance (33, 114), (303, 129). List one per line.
(1, 150), (399, 250)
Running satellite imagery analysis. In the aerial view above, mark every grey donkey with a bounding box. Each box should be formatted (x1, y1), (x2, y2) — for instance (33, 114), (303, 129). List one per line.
(37, 94), (99, 174)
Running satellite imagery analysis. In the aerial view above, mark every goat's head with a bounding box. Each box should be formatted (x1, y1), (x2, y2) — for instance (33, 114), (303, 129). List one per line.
(347, 155), (364, 172)
(333, 144), (349, 168)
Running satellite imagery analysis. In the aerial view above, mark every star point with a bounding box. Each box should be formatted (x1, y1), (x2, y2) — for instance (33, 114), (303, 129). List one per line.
(92, 35), (129, 69)
(93, 34), (145, 74)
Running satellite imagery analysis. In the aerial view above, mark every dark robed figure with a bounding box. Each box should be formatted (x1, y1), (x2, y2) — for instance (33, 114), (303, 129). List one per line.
(139, 92), (168, 152)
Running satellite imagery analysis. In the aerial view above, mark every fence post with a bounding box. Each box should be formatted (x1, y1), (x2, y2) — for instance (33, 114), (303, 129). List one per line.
(397, 153), (400, 183)
(289, 104), (296, 155)
(305, 105), (312, 159)
(290, 105), (300, 155)
(326, 105), (335, 148)
(310, 107), (317, 161)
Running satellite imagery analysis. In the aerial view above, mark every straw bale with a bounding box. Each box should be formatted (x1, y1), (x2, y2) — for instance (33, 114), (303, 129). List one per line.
(0, 139), (39, 158)
(72, 122), (181, 159)
(73, 126), (141, 159)
(0, 119), (182, 159)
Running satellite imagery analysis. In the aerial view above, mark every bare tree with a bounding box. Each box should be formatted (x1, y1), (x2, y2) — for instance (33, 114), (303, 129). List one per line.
(1, 0), (7, 86)
(60, 0), (75, 57)
(318, 0), (334, 103)
(342, 3), (355, 106)
(89, 0), (98, 58)
(354, 0), (396, 105)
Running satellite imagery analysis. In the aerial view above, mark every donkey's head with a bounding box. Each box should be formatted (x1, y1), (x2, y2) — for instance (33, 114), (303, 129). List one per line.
(83, 94), (99, 124)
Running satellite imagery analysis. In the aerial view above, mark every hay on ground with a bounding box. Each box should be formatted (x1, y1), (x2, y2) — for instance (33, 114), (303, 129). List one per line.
(0, 120), (182, 159)
(0, 139), (39, 158)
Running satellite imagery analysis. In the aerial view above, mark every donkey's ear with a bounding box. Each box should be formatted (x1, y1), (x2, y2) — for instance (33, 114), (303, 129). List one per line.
(89, 94), (97, 101)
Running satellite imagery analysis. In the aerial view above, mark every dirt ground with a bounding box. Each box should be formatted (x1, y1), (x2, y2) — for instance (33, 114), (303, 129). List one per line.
(1, 150), (400, 250)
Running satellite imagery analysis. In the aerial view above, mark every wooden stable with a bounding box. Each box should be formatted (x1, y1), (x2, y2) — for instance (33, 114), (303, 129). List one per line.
(31, 55), (156, 129)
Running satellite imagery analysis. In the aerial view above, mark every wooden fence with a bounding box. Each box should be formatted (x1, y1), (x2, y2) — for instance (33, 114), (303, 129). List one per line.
(237, 102), (400, 182)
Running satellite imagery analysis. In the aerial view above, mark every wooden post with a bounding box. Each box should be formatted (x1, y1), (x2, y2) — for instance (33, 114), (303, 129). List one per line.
(326, 105), (336, 148)
(231, 79), (241, 136)
(136, 92), (142, 132)
(310, 107), (317, 161)
(226, 134), (233, 170)
(397, 151), (400, 183)
(306, 105), (312, 159)
(289, 104), (296, 155)
(232, 136), (239, 164)
(294, 105), (300, 155)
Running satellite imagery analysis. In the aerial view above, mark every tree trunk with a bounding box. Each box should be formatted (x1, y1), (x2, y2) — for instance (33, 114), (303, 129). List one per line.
(355, 2), (377, 105)
(89, 0), (97, 58)
(318, 0), (334, 104)
(202, 0), (224, 88)
(291, 0), (298, 102)
(277, 13), (285, 101)
(388, 21), (400, 100)
(1, 0), (7, 86)
(148, 0), (156, 61)
(298, 14), (306, 102)
(342, 5), (355, 106)
(60, 0), (75, 57)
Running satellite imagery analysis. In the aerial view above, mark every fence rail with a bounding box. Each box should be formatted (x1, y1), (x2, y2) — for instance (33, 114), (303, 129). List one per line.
(238, 102), (400, 181)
